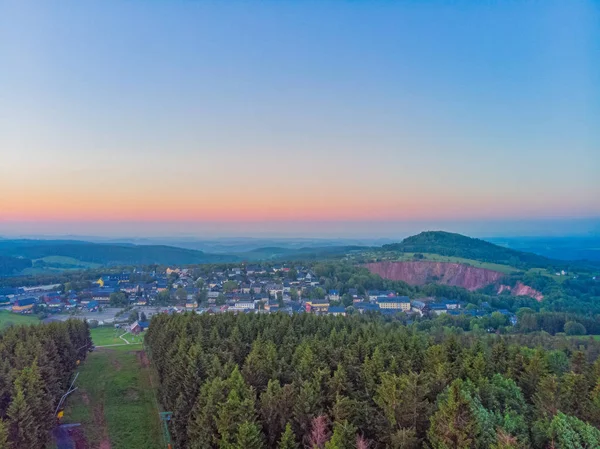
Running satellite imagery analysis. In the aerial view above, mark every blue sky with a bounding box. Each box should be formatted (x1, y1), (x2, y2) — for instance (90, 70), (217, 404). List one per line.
(0, 0), (598, 237)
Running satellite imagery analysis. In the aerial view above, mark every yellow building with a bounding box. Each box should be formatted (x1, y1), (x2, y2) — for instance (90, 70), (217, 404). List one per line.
(12, 298), (36, 313)
(305, 299), (329, 313)
(376, 297), (411, 312)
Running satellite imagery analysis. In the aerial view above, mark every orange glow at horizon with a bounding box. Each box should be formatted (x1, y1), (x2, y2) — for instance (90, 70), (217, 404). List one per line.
(2, 188), (598, 223)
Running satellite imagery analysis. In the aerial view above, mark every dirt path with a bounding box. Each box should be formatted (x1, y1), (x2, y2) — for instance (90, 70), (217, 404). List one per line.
(118, 332), (130, 344)
(137, 350), (150, 368)
(95, 400), (111, 449)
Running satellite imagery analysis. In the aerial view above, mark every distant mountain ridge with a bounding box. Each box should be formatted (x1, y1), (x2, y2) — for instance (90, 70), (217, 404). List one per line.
(1, 231), (597, 277)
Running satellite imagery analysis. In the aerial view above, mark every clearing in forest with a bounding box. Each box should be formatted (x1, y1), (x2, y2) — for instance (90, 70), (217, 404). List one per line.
(59, 346), (163, 449)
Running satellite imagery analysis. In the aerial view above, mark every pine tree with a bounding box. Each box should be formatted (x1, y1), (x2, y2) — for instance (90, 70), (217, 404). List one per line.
(533, 375), (560, 419)
(560, 372), (591, 420)
(548, 412), (600, 448)
(0, 419), (8, 449)
(172, 343), (204, 447)
(278, 423), (298, 449)
(491, 429), (525, 449)
(390, 428), (419, 449)
(307, 415), (331, 449)
(14, 361), (52, 446)
(243, 338), (277, 392)
(324, 420), (357, 449)
(0, 359), (13, 417)
(216, 367), (257, 447)
(7, 387), (36, 449)
(518, 350), (548, 401)
(292, 379), (320, 436)
(235, 421), (265, 449)
(187, 377), (227, 449)
(375, 371), (430, 438)
(590, 378), (600, 426)
(355, 434), (371, 449)
(361, 348), (385, 396)
(328, 364), (350, 398)
(443, 336), (462, 379)
(427, 380), (480, 449)
(490, 340), (509, 375)
(260, 379), (294, 447)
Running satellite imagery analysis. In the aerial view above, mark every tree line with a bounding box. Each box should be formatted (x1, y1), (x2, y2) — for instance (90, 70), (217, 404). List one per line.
(0, 319), (91, 448)
(145, 312), (600, 449)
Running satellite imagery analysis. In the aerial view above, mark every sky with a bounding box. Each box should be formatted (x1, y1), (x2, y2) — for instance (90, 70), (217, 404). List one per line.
(0, 0), (599, 238)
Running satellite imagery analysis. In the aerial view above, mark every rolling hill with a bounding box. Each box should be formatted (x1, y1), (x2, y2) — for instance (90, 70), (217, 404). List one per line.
(240, 245), (366, 261)
(381, 231), (562, 270)
(368, 231), (600, 299)
(0, 240), (239, 275)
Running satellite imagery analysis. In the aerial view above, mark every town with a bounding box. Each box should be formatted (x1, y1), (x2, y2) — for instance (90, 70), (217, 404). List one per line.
(0, 262), (518, 329)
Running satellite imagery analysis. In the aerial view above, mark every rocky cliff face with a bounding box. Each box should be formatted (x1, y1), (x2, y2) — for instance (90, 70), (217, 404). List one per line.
(498, 282), (544, 301)
(365, 261), (505, 291)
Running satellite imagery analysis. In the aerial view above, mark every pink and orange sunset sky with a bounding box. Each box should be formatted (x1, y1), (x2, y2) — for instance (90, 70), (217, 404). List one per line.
(1, 1), (598, 237)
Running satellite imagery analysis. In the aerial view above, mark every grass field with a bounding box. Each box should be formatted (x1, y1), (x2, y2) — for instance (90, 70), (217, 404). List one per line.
(91, 326), (144, 347)
(392, 252), (520, 274)
(37, 255), (102, 269)
(61, 346), (163, 449)
(0, 310), (40, 329)
(525, 267), (567, 283)
(369, 251), (568, 283)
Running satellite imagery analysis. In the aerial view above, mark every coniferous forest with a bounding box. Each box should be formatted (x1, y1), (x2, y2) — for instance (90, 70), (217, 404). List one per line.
(146, 313), (600, 449)
(0, 320), (91, 448)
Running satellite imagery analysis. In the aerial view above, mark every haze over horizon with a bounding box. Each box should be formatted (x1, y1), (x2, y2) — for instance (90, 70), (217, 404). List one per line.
(1, 1), (598, 236)
(1, 218), (599, 240)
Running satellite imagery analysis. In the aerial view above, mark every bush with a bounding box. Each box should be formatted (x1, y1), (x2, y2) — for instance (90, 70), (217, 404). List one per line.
(564, 321), (586, 336)
(88, 319), (99, 329)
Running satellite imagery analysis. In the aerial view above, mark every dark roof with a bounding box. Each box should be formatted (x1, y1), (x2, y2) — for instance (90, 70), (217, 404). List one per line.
(429, 303), (447, 310)
(15, 298), (36, 307)
(329, 306), (346, 313)
(355, 302), (380, 311)
(377, 296), (410, 303)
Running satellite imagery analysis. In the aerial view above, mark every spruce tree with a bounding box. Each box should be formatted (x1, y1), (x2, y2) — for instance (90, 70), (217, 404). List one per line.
(172, 342), (204, 447)
(533, 375), (560, 419)
(278, 423), (298, 449)
(0, 419), (8, 449)
(548, 412), (600, 448)
(14, 361), (52, 445)
(427, 380), (480, 449)
(7, 388), (36, 449)
(216, 367), (257, 447)
(390, 428), (420, 449)
(260, 379), (294, 447)
(235, 421), (265, 449)
(324, 420), (357, 449)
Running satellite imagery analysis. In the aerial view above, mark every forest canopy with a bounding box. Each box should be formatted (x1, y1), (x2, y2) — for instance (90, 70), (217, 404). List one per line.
(145, 312), (600, 449)
(0, 319), (91, 448)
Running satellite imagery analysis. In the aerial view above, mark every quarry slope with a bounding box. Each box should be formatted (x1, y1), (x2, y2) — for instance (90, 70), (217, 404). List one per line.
(365, 261), (505, 291)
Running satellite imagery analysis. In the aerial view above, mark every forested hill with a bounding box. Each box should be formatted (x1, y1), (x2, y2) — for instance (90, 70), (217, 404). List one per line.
(0, 240), (238, 273)
(382, 231), (564, 269)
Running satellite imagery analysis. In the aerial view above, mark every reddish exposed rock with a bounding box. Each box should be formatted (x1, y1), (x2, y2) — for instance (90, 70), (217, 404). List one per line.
(365, 261), (505, 291)
(498, 282), (543, 301)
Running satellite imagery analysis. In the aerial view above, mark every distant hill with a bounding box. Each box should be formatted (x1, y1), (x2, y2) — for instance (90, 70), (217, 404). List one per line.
(381, 231), (559, 270)
(241, 245), (366, 261)
(0, 240), (238, 273)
